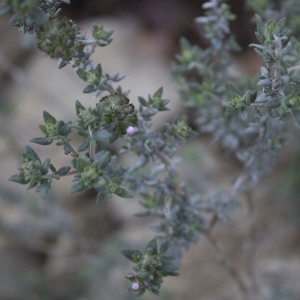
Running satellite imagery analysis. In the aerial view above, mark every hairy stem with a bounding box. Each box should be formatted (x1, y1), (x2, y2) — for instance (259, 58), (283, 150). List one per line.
(88, 127), (96, 162)
(44, 169), (78, 178)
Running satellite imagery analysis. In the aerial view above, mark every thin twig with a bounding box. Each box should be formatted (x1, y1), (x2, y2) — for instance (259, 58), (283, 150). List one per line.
(250, 103), (265, 107)
(205, 231), (249, 296)
(44, 169), (78, 178)
(66, 142), (79, 158)
(88, 127), (95, 162)
(244, 192), (259, 295)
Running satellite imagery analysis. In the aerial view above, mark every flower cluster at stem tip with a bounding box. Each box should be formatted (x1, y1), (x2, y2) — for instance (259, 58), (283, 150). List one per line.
(37, 16), (84, 62)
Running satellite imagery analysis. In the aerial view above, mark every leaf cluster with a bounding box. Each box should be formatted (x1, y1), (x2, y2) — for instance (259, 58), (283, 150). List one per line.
(9, 145), (66, 198)
(121, 239), (179, 296)
(10, 94), (137, 202)
(0, 0), (69, 33)
(250, 15), (290, 63)
(70, 151), (132, 204)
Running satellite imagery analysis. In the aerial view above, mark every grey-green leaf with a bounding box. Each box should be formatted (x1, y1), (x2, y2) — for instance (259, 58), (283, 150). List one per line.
(36, 179), (51, 199)
(30, 137), (52, 145)
(41, 158), (50, 175)
(43, 111), (57, 124)
(138, 96), (148, 107)
(57, 166), (71, 175)
(96, 192), (106, 205)
(69, 181), (86, 195)
(115, 187), (133, 198)
(9, 174), (26, 184)
(121, 249), (140, 262)
(24, 145), (40, 162)
(83, 85), (95, 93)
(77, 141), (89, 152)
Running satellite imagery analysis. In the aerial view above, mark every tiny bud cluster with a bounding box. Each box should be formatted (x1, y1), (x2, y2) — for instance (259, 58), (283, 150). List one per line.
(37, 16), (84, 62)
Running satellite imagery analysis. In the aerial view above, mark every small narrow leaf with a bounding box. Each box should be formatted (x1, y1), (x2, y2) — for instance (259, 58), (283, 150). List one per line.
(256, 93), (268, 103)
(64, 144), (72, 155)
(9, 174), (26, 184)
(58, 59), (68, 69)
(95, 151), (111, 168)
(255, 14), (264, 36)
(95, 64), (102, 78)
(110, 73), (125, 82)
(138, 96), (148, 107)
(121, 249), (140, 262)
(159, 240), (169, 254)
(49, 164), (57, 173)
(60, 122), (72, 136)
(146, 239), (158, 252)
(77, 141), (89, 152)
(253, 48), (263, 58)
(83, 85), (95, 93)
(43, 111), (57, 124)
(96, 192), (106, 205)
(115, 187), (133, 198)
(153, 87), (163, 98)
(35, 179), (51, 199)
(57, 166), (71, 175)
(93, 128), (111, 143)
(41, 158), (50, 175)
(69, 181), (86, 195)
(27, 180), (38, 190)
(240, 109), (248, 121)
(159, 260), (179, 275)
(257, 78), (272, 87)
(260, 66), (269, 77)
(30, 137), (52, 145)
(39, 124), (47, 135)
(24, 145), (40, 162)
(75, 100), (85, 116)
(75, 157), (89, 173)
(77, 69), (88, 81)
(277, 17), (286, 30)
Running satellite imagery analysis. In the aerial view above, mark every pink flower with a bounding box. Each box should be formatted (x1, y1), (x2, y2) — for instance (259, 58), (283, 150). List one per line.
(131, 282), (140, 291)
(126, 126), (135, 135)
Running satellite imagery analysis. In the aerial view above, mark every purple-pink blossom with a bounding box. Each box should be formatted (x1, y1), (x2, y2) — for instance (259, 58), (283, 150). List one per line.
(131, 282), (140, 291)
(126, 126), (135, 135)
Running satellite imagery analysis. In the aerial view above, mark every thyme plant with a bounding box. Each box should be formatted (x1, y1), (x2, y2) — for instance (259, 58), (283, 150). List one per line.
(2, 0), (300, 298)
(172, 0), (300, 297)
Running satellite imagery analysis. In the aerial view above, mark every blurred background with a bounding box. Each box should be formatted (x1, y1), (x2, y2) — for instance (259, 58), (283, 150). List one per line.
(0, 0), (300, 299)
